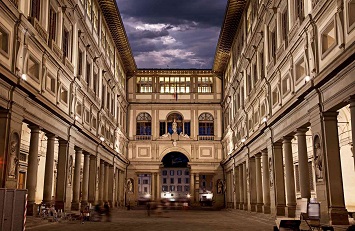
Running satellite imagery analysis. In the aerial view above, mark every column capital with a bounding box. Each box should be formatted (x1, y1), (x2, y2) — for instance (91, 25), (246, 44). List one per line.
(348, 95), (355, 106)
(28, 125), (41, 132)
(322, 111), (339, 121)
(83, 151), (91, 156)
(255, 153), (262, 158)
(295, 127), (309, 135)
(261, 149), (268, 156)
(273, 141), (283, 148)
(45, 133), (56, 139)
(282, 136), (294, 143)
(74, 146), (83, 152)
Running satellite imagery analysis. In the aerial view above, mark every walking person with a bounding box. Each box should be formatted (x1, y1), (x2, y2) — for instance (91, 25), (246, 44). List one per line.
(104, 202), (111, 222)
(146, 201), (151, 217)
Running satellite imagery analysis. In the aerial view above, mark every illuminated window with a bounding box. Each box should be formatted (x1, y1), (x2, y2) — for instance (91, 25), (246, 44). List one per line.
(321, 20), (336, 56)
(198, 113), (214, 136)
(159, 76), (190, 93)
(136, 113), (151, 135)
(197, 77), (213, 93)
(136, 77), (152, 93)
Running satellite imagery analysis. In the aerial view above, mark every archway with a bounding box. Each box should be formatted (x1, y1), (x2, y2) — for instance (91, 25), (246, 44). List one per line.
(160, 152), (191, 203)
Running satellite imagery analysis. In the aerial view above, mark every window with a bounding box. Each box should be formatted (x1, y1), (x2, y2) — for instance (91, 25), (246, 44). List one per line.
(159, 121), (166, 136)
(197, 77), (213, 93)
(93, 72), (98, 94)
(295, 57), (305, 82)
(136, 113), (152, 135)
(198, 113), (214, 136)
(77, 50), (83, 76)
(184, 122), (191, 136)
(76, 102), (82, 117)
(321, 20), (336, 56)
(254, 111), (259, 125)
(185, 178), (189, 184)
(87, 0), (92, 19)
(101, 84), (106, 106)
(0, 26), (9, 55)
(162, 185), (168, 191)
(49, 8), (57, 42)
(136, 77), (152, 93)
(178, 178), (182, 184)
(85, 109), (90, 124)
(253, 63), (258, 86)
(185, 170), (189, 175)
(92, 2), (98, 31)
(184, 185), (190, 192)
(348, 0), (355, 29)
(260, 102), (266, 117)
(27, 56), (40, 80)
(162, 170), (167, 176)
(260, 51), (264, 78)
(272, 88), (279, 107)
(282, 75), (291, 96)
(46, 75), (56, 93)
(60, 87), (68, 104)
(63, 29), (70, 59)
(144, 187), (148, 193)
(163, 178), (167, 184)
(177, 185), (182, 192)
(177, 170), (182, 176)
(282, 9), (288, 45)
(143, 179), (148, 184)
(170, 178), (174, 184)
(170, 185), (175, 191)
(30, 0), (41, 21)
(170, 170), (174, 176)
(92, 116), (97, 129)
(269, 29), (276, 61)
(86, 62), (91, 85)
(159, 76), (191, 93)
(18, 172), (26, 189)
(295, 0), (304, 21)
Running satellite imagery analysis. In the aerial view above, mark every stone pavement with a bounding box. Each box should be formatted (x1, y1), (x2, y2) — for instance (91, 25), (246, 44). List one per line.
(26, 208), (353, 231)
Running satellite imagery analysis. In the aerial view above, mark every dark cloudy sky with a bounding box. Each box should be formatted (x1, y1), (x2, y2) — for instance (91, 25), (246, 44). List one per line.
(116, 0), (227, 69)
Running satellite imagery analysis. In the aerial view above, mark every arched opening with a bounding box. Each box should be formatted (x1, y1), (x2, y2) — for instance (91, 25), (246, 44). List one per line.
(160, 152), (190, 203)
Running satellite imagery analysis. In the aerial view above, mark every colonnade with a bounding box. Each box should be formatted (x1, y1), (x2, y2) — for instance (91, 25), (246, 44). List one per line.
(24, 125), (126, 215)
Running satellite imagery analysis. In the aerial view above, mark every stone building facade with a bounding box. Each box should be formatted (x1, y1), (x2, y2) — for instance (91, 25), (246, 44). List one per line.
(219, 0), (355, 225)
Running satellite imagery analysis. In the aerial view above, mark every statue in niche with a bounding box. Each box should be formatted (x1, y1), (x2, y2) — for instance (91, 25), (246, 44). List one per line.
(8, 134), (19, 178)
(127, 178), (133, 193)
(68, 155), (73, 185)
(314, 141), (323, 181)
(172, 119), (177, 134)
(217, 179), (224, 194)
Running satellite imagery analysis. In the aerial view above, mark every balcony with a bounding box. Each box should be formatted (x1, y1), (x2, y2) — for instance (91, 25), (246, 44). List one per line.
(135, 135), (152, 141)
(198, 135), (215, 141)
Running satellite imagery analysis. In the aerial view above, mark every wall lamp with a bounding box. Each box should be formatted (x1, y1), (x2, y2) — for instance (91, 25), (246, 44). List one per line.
(241, 138), (246, 143)
(99, 136), (105, 142)
(93, 53), (102, 63)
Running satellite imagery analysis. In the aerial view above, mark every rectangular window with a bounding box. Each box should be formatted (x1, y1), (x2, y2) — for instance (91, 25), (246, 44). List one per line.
(321, 20), (336, 56)
(77, 50), (83, 76)
(143, 179), (148, 184)
(49, 8), (57, 42)
(282, 75), (291, 96)
(253, 63), (258, 85)
(178, 178), (182, 184)
(136, 77), (153, 93)
(63, 29), (70, 58)
(0, 26), (9, 55)
(295, 57), (305, 82)
(269, 30), (276, 61)
(144, 187), (148, 193)
(102, 84), (106, 106)
(185, 178), (189, 184)
(159, 122), (166, 136)
(27, 56), (40, 80)
(159, 76), (191, 93)
(31, 0), (41, 20)
(170, 170), (174, 176)
(163, 178), (167, 184)
(93, 72), (98, 94)
(162, 185), (168, 191)
(86, 62), (91, 85)
(260, 51), (264, 78)
(348, 0), (355, 29)
(198, 77), (213, 93)
(60, 87), (68, 104)
(92, 116), (97, 129)
(92, 2), (98, 31)
(46, 75), (56, 93)
(170, 185), (175, 191)
(282, 9), (288, 45)
(272, 88), (279, 107)
(296, 0), (304, 21)
(184, 122), (191, 136)
(76, 102), (82, 117)
(184, 185), (190, 192)
(87, 0), (92, 19)
(170, 178), (174, 184)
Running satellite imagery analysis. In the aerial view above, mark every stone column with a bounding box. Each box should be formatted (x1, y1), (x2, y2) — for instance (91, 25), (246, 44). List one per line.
(234, 165), (240, 209)
(296, 128), (311, 199)
(156, 172), (161, 200)
(81, 152), (90, 206)
(190, 173), (195, 203)
(151, 173), (156, 201)
(283, 136), (296, 217)
(98, 161), (105, 204)
(88, 155), (97, 203)
(255, 154), (263, 213)
(108, 165), (114, 206)
(194, 173), (200, 203)
(55, 139), (70, 211)
(71, 148), (82, 210)
(322, 112), (349, 225)
(350, 99), (355, 169)
(43, 133), (56, 206)
(273, 142), (286, 216)
(26, 125), (40, 215)
(261, 150), (271, 214)
(238, 164), (244, 210)
(242, 162), (248, 210)
(115, 168), (119, 206)
(249, 157), (257, 212)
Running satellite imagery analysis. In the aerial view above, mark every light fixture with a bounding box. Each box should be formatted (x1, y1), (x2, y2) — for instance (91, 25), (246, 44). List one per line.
(304, 75), (311, 82)
(241, 138), (246, 143)
(186, 194), (191, 198)
(75, 115), (79, 121)
(21, 74), (27, 80)
(99, 136), (105, 142)
(262, 117), (267, 123)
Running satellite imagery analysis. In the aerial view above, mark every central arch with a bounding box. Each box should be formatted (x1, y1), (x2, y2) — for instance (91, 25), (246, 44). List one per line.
(160, 152), (191, 203)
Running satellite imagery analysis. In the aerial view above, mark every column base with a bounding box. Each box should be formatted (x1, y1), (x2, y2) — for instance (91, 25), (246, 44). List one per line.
(55, 201), (65, 212)
(244, 203), (248, 211)
(263, 205), (271, 214)
(256, 203), (263, 213)
(287, 205), (296, 218)
(27, 202), (37, 216)
(250, 203), (256, 212)
(276, 205), (286, 216)
(71, 201), (80, 211)
(329, 207), (349, 225)
(42, 200), (51, 207)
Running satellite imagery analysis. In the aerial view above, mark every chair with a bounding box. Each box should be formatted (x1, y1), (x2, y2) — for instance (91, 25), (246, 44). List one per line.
(300, 202), (321, 231)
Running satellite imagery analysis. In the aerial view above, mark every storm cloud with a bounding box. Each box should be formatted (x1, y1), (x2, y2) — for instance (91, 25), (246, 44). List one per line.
(116, 0), (227, 69)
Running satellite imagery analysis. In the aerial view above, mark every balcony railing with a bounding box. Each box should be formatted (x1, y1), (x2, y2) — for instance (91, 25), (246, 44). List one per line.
(198, 135), (214, 141)
(135, 135), (152, 140)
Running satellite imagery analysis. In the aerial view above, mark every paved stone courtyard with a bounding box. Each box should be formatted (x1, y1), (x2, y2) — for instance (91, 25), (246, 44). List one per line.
(27, 209), (276, 231)
(27, 208), (353, 231)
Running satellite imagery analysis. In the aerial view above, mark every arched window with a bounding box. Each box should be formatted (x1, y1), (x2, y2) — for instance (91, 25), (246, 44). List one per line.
(136, 113), (151, 135)
(198, 113), (214, 136)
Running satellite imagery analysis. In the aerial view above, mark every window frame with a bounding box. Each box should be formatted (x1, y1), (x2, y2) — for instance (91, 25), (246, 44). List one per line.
(0, 24), (10, 57)
(321, 18), (337, 59)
